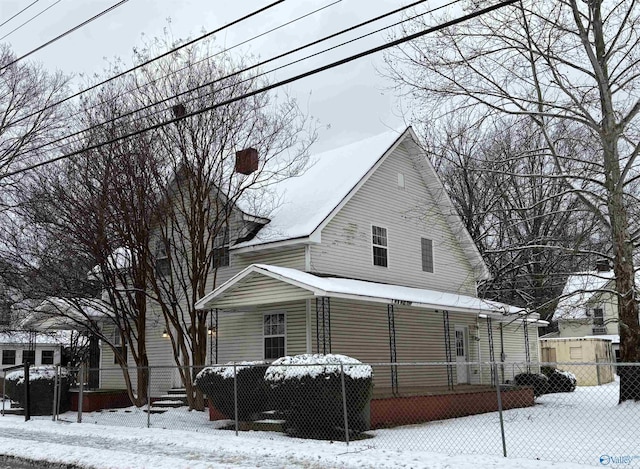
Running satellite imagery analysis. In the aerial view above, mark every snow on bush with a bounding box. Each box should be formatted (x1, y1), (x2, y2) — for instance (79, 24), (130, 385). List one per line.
(5, 366), (71, 415)
(264, 353), (372, 383)
(194, 361), (268, 420)
(195, 361), (265, 381)
(266, 354), (373, 439)
(5, 366), (69, 385)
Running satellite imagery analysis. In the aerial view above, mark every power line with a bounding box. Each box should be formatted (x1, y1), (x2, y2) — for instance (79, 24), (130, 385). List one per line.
(5, 0), (520, 179)
(9, 0), (286, 126)
(0, 0), (41, 29)
(0, 0), (63, 42)
(0, 0), (130, 71)
(56, 0), (343, 128)
(12, 0), (443, 159)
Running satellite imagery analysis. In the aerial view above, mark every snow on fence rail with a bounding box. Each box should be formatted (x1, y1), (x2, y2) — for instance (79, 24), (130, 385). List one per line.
(2, 361), (639, 467)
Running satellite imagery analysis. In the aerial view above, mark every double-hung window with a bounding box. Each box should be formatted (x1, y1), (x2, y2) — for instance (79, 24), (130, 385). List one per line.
(2, 350), (15, 365)
(263, 313), (286, 360)
(22, 350), (35, 364)
(41, 350), (54, 365)
(155, 241), (171, 277)
(212, 227), (229, 268)
(372, 226), (388, 267)
(113, 331), (128, 364)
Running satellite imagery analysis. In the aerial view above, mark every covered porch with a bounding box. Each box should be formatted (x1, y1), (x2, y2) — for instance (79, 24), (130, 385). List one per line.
(196, 264), (545, 396)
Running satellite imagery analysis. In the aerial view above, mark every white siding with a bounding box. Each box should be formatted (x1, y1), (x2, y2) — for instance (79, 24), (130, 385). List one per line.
(217, 300), (307, 363)
(310, 142), (477, 295)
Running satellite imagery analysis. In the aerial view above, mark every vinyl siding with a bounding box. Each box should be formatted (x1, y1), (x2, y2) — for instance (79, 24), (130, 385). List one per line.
(217, 300), (307, 363)
(310, 142), (477, 295)
(210, 273), (313, 309)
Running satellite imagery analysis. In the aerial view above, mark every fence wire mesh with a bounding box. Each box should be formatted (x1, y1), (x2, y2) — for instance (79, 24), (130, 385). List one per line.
(2, 360), (639, 467)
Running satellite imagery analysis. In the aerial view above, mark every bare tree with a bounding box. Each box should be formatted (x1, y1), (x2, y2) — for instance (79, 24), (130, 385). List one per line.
(125, 38), (315, 409)
(0, 44), (69, 201)
(385, 0), (640, 400)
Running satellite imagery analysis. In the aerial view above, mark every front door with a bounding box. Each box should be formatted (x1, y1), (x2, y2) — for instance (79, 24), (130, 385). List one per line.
(455, 325), (469, 384)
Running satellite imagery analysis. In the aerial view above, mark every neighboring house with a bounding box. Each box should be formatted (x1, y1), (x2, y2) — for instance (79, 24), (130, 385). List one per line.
(549, 264), (628, 361)
(0, 331), (68, 368)
(83, 127), (543, 396)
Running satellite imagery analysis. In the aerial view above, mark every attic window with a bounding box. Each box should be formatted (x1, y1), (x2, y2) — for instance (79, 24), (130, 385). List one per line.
(397, 172), (405, 188)
(593, 307), (604, 326)
(372, 225), (388, 267)
(212, 227), (229, 268)
(155, 242), (171, 277)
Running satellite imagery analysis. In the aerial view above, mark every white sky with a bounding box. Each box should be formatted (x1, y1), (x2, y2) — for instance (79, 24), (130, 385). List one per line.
(0, 0), (452, 152)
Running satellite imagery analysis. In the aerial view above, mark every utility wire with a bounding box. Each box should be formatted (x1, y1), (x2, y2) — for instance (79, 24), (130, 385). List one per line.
(9, 0), (286, 125)
(2, 0), (520, 180)
(1, 0), (130, 71)
(55, 0), (343, 126)
(0, 0), (41, 29)
(12, 0), (444, 158)
(0, 0), (63, 41)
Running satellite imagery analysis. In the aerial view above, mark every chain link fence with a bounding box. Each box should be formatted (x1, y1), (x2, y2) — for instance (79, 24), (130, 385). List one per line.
(2, 360), (639, 467)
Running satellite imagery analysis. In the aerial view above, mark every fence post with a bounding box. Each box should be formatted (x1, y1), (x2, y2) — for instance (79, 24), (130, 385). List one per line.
(340, 363), (350, 446)
(56, 365), (62, 418)
(1, 374), (5, 416)
(146, 367), (151, 428)
(494, 363), (507, 457)
(52, 365), (59, 421)
(77, 366), (84, 423)
(233, 363), (238, 436)
(23, 362), (30, 422)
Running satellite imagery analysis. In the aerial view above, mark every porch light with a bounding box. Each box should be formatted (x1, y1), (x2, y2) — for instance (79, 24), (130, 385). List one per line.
(207, 326), (217, 336)
(162, 329), (169, 338)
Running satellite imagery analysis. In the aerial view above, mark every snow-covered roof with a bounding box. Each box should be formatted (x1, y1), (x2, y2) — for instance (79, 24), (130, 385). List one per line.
(25, 297), (113, 331)
(0, 330), (70, 346)
(552, 271), (616, 321)
(234, 130), (404, 249)
(195, 264), (539, 322)
(588, 334), (620, 344)
(88, 247), (132, 279)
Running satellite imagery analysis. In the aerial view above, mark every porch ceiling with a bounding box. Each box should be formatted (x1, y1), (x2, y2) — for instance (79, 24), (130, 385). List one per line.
(196, 264), (542, 323)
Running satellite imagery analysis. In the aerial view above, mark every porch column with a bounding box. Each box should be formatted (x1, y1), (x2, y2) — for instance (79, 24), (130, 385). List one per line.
(88, 333), (100, 389)
(486, 317), (496, 386)
(442, 310), (454, 390)
(523, 316), (531, 372)
(315, 297), (331, 354)
(208, 309), (218, 365)
(387, 304), (398, 395)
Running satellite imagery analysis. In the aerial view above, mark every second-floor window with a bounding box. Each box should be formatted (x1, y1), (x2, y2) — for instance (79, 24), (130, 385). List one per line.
(372, 225), (388, 267)
(593, 307), (604, 326)
(155, 242), (171, 277)
(212, 227), (229, 268)
(41, 350), (54, 365)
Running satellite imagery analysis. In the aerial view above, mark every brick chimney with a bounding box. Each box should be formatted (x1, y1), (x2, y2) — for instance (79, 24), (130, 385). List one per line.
(235, 148), (258, 175)
(595, 259), (611, 272)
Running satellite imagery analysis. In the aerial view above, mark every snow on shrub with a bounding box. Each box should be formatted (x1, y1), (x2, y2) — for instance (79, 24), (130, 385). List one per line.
(266, 354), (373, 440)
(194, 361), (268, 420)
(5, 366), (70, 415)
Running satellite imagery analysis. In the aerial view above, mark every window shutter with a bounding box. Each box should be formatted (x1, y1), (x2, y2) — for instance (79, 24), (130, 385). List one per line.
(421, 238), (433, 273)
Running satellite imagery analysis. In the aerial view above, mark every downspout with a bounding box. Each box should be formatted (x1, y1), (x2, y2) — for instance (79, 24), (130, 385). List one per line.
(305, 245), (312, 353)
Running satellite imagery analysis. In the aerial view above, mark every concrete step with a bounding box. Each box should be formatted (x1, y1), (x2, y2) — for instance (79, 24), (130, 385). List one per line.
(151, 399), (185, 408)
(166, 388), (187, 396)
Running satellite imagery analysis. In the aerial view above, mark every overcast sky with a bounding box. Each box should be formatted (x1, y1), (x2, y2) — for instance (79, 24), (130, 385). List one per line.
(0, 0), (449, 152)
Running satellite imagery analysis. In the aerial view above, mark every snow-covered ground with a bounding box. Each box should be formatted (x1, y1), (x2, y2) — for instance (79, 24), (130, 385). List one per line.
(0, 379), (638, 468)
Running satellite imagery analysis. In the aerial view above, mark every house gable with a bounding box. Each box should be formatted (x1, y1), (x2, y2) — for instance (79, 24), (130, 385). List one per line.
(309, 131), (485, 295)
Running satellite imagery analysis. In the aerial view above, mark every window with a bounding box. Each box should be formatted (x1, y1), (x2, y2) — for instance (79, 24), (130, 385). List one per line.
(155, 241), (171, 276)
(41, 350), (54, 365)
(593, 308), (604, 326)
(22, 350), (35, 364)
(421, 238), (434, 273)
(2, 350), (16, 365)
(113, 332), (128, 364)
(397, 172), (405, 189)
(372, 226), (388, 267)
(263, 313), (285, 360)
(455, 330), (465, 357)
(212, 227), (229, 268)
